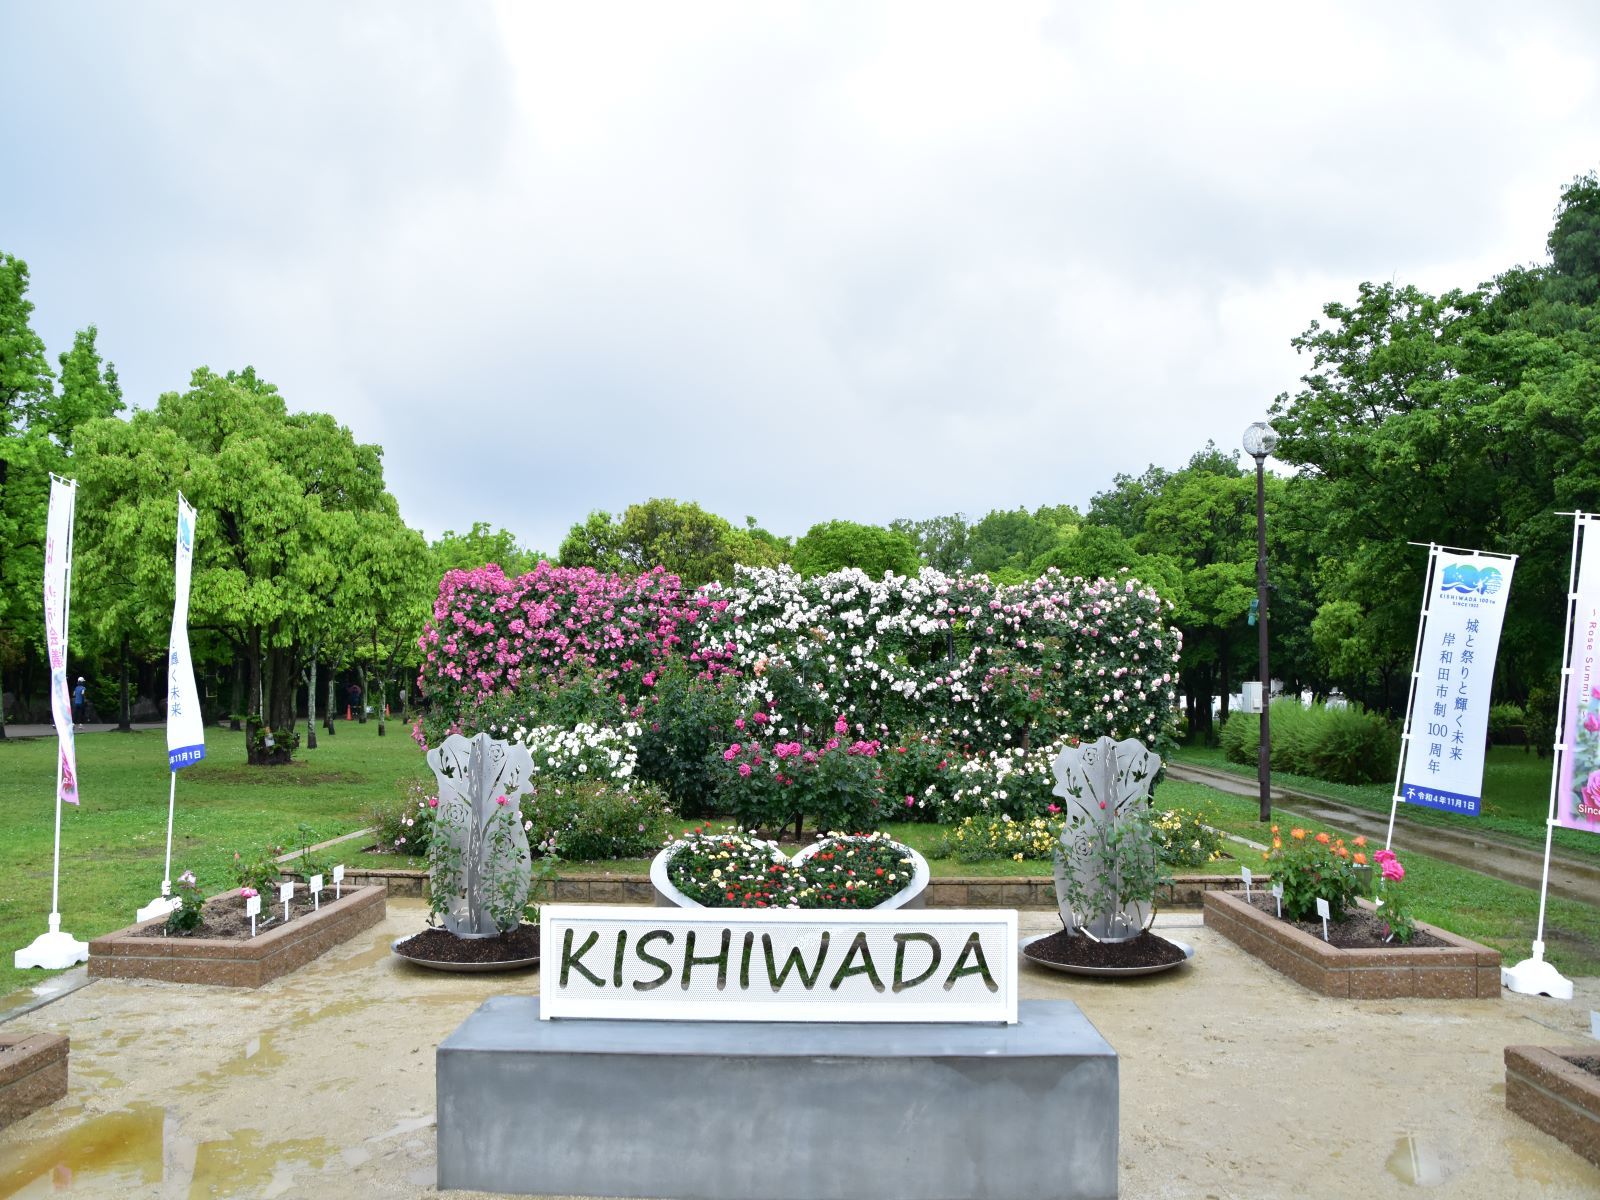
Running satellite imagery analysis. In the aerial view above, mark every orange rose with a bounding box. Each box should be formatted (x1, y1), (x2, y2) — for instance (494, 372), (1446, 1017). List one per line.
(1353, 836), (1367, 848)
(1272, 837), (1282, 849)
(1291, 828), (1306, 840)
(1353, 852), (1368, 865)
(1271, 825), (1280, 834)
(1315, 832), (1331, 845)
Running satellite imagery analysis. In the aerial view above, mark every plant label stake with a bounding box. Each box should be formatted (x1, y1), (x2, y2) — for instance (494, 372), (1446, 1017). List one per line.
(310, 874), (323, 911)
(246, 893), (261, 938)
(1271, 882), (1283, 919)
(1590, 1010), (1600, 1041)
(1240, 866), (1253, 900)
(333, 864), (344, 900)
(1315, 896), (1331, 942)
(279, 880), (295, 923)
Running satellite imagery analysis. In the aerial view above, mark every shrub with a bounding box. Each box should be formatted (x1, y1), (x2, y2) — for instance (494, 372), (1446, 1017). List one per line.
(1220, 699), (1397, 785)
(1151, 807), (1226, 868)
(364, 781), (437, 858)
(940, 737), (1076, 823)
(717, 718), (884, 838)
(633, 660), (745, 816)
(513, 721), (641, 787)
(930, 814), (1061, 862)
(1487, 703), (1527, 745)
(230, 844), (284, 896)
(878, 731), (960, 822)
(520, 778), (672, 861)
(164, 870), (205, 935)
(1263, 823), (1366, 921)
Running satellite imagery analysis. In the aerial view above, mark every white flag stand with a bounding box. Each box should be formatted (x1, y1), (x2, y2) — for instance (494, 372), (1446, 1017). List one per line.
(16, 476), (88, 969)
(1504, 513), (1588, 1000)
(136, 772), (182, 923)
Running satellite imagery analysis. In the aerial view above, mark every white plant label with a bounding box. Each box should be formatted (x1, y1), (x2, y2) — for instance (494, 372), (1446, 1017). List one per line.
(333, 863), (344, 898)
(1315, 896), (1331, 942)
(1271, 882), (1283, 918)
(246, 893), (260, 937)
(279, 880), (294, 921)
(1240, 866), (1253, 898)
(1590, 1010), (1600, 1041)
(310, 874), (324, 910)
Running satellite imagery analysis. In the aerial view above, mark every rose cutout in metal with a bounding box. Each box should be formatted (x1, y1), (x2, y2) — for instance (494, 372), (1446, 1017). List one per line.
(427, 733), (535, 937)
(1051, 736), (1161, 943)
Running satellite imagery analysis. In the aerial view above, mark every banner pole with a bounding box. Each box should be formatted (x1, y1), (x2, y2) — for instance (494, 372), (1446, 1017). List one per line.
(1386, 545), (1439, 850)
(162, 771), (176, 895)
(50, 473), (76, 927)
(1504, 513), (1584, 999)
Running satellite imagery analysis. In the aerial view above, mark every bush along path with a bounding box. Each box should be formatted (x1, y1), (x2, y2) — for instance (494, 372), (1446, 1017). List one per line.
(1165, 760), (1600, 905)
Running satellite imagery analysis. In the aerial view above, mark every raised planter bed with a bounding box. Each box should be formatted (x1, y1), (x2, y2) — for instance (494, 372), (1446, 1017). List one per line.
(88, 885), (385, 988)
(1505, 1045), (1600, 1167)
(0, 1032), (68, 1129)
(1202, 890), (1501, 999)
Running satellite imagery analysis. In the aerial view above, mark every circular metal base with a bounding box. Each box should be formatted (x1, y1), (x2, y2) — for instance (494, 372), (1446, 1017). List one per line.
(1019, 932), (1194, 978)
(391, 936), (539, 973)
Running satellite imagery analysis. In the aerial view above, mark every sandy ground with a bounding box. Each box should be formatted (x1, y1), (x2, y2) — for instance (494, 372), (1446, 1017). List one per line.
(3, 899), (1599, 1200)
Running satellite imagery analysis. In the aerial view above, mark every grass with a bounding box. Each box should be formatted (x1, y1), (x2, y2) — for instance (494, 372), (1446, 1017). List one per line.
(1156, 778), (1600, 977)
(0, 721), (429, 999)
(1171, 742), (1600, 862)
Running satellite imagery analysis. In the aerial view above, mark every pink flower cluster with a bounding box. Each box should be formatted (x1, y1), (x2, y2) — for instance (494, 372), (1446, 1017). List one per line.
(1373, 848), (1405, 882)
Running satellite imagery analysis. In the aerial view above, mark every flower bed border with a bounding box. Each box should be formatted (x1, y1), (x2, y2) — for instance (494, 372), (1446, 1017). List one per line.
(88, 885), (386, 988)
(1505, 1045), (1600, 1167)
(1202, 890), (1500, 998)
(0, 1032), (68, 1129)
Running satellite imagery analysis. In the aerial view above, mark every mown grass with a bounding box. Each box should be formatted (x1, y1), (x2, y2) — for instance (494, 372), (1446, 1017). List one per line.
(1156, 778), (1600, 977)
(0, 722), (428, 999)
(1171, 742), (1600, 862)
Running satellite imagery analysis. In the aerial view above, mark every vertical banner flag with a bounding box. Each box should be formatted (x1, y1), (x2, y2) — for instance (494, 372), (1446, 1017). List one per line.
(1399, 549), (1515, 816)
(44, 476), (78, 804)
(166, 495), (206, 769)
(1558, 515), (1600, 831)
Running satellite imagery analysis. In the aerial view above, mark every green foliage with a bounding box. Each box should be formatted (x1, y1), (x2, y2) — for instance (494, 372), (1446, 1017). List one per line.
(889, 513), (970, 572)
(432, 521), (543, 578)
(559, 498), (782, 585)
(930, 813), (1060, 862)
(1487, 703), (1527, 744)
(966, 505), (1078, 575)
(1150, 807), (1226, 868)
(791, 519), (918, 579)
(1221, 699), (1397, 785)
(1263, 823), (1365, 921)
(633, 660), (743, 816)
(363, 781), (436, 857)
(521, 778), (672, 860)
(1055, 806), (1170, 932)
(163, 870), (206, 935)
(230, 844), (284, 896)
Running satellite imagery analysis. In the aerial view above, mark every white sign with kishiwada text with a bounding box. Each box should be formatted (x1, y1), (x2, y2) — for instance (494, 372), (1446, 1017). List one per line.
(540, 905), (1017, 1024)
(1400, 548), (1515, 817)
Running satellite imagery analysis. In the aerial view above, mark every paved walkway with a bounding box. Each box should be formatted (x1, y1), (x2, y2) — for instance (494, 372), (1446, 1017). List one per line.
(1167, 761), (1600, 905)
(3, 899), (1600, 1199)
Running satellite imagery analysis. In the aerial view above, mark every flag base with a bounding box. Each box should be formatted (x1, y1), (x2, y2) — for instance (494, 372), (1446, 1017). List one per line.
(1503, 952), (1574, 1000)
(136, 895), (181, 923)
(14, 921), (89, 970)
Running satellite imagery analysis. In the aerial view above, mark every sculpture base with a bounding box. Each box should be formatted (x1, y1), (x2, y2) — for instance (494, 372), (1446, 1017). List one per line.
(437, 997), (1117, 1200)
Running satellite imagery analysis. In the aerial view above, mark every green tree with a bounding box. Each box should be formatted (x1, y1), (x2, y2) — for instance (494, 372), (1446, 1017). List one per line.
(966, 505), (1078, 575)
(433, 521), (543, 578)
(559, 498), (781, 585)
(75, 367), (407, 764)
(790, 519), (919, 578)
(890, 513), (971, 573)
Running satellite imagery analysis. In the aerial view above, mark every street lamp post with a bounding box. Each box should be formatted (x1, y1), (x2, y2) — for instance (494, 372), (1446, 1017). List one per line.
(1243, 420), (1278, 822)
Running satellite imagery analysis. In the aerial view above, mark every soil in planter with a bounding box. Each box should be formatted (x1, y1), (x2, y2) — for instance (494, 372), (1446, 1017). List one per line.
(1570, 1055), (1600, 1080)
(132, 892), (351, 941)
(1244, 895), (1448, 949)
(393, 924), (540, 965)
(1027, 929), (1188, 969)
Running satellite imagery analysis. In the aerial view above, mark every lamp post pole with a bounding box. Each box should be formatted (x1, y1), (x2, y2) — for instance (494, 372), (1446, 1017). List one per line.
(1244, 421), (1278, 823)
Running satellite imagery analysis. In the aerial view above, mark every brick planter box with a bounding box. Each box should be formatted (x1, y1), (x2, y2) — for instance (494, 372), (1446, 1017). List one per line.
(0, 1032), (68, 1129)
(1506, 1045), (1600, 1167)
(1202, 890), (1500, 999)
(88, 885), (385, 988)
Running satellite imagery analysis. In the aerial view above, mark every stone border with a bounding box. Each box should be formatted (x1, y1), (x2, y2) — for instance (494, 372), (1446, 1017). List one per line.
(342, 866), (1254, 909)
(1505, 1045), (1600, 1167)
(0, 1032), (68, 1129)
(1202, 890), (1500, 999)
(88, 885), (385, 988)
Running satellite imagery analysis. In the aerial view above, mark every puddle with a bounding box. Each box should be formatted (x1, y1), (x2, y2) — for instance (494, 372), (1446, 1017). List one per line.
(206, 1030), (287, 1079)
(0, 1102), (165, 1198)
(1504, 1134), (1600, 1188)
(1385, 1135), (1448, 1187)
(188, 1129), (335, 1199)
(321, 932), (399, 975)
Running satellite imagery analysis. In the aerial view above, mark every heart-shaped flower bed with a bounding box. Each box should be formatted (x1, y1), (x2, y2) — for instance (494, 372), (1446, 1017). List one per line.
(651, 829), (929, 910)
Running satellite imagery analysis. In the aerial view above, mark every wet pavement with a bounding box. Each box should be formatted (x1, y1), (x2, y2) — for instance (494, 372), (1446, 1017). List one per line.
(2, 899), (1599, 1199)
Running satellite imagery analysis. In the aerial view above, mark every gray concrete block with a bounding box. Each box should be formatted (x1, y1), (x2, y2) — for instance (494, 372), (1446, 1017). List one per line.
(437, 997), (1117, 1200)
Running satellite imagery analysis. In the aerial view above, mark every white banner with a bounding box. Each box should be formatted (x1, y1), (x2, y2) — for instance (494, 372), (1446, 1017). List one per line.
(44, 476), (78, 805)
(1399, 548), (1515, 816)
(541, 905), (1018, 1023)
(166, 495), (206, 770)
(1557, 516), (1600, 832)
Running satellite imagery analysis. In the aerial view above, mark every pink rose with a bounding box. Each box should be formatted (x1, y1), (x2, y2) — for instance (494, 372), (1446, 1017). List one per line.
(834, 717), (848, 734)
(737, 763), (752, 778)
(1586, 712), (1600, 734)
(1582, 771), (1600, 821)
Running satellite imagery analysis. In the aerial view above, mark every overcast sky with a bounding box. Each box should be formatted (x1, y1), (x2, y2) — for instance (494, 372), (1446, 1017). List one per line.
(4, 1), (1598, 554)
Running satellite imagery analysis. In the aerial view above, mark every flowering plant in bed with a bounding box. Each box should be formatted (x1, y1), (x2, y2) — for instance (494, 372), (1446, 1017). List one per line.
(663, 828), (917, 909)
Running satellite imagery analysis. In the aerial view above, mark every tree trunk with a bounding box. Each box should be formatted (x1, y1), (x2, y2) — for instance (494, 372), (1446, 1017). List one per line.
(245, 635), (294, 765)
(304, 649), (318, 750)
(376, 672), (386, 737)
(118, 633), (132, 732)
(325, 673), (336, 735)
(357, 663), (369, 723)
(229, 649), (244, 731)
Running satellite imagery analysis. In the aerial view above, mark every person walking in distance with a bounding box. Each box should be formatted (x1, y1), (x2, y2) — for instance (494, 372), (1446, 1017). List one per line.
(72, 676), (87, 727)
(347, 679), (362, 722)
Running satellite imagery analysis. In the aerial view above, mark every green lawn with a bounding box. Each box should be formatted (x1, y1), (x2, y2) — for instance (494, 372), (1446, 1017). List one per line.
(1156, 778), (1600, 977)
(1170, 742), (1600, 861)
(0, 722), (429, 999)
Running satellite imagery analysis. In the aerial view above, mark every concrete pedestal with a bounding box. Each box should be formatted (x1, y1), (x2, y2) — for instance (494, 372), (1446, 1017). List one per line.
(437, 997), (1117, 1200)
